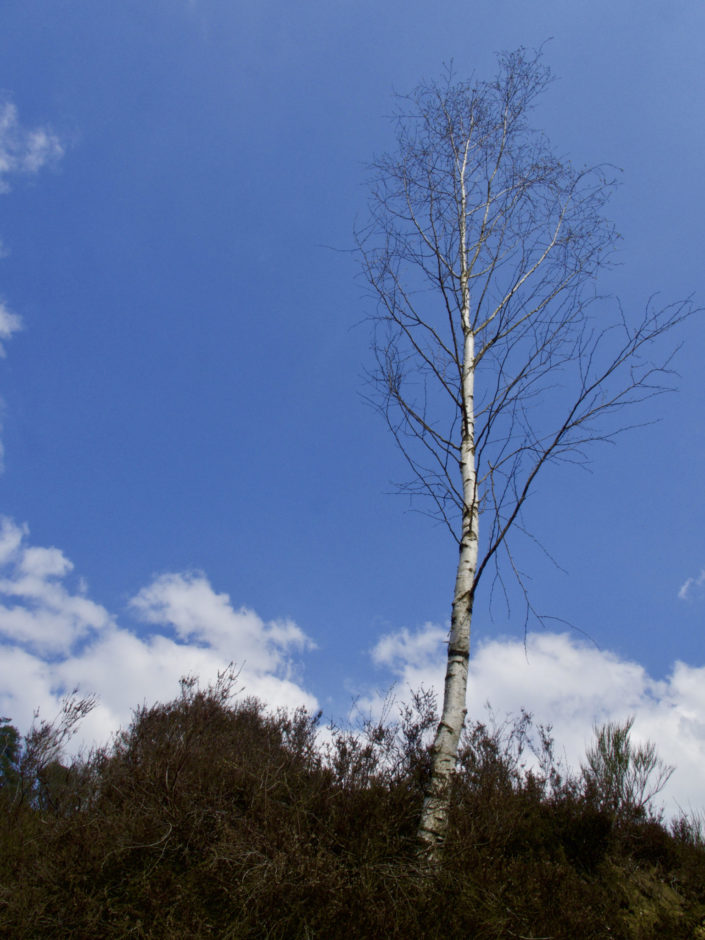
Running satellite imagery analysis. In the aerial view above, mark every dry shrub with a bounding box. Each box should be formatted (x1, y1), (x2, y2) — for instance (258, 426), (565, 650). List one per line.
(1, 679), (703, 938)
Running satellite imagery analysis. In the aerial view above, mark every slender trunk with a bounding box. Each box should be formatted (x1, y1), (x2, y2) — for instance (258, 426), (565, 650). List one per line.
(417, 327), (478, 858)
(417, 144), (479, 859)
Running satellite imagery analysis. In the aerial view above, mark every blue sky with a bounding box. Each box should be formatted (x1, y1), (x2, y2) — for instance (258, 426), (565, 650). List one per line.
(1, 1), (704, 812)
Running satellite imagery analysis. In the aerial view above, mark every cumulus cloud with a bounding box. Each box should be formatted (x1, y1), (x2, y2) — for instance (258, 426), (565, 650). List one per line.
(368, 623), (705, 817)
(0, 518), (318, 751)
(0, 519), (110, 655)
(372, 623), (447, 673)
(0, 99), (64, 193)
(130, 572), (313, 672)
(3, 512), (703, 820)
(678, 568), (705, 601)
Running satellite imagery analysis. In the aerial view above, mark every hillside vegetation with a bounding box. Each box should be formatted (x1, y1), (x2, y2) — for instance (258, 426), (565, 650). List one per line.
(1, 675), (704, 938)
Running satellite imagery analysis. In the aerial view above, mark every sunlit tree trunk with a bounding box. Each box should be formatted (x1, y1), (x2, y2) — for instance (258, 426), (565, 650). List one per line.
(418, 329), (478, 854)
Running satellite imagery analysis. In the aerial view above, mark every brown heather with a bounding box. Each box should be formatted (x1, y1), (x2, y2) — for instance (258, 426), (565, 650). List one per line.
(1, 675), (704, 938)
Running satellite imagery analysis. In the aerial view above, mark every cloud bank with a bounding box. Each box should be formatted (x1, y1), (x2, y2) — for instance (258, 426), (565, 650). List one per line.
(1, 515), (704, 820)
(370, 624), (705, 818)
(0, 517), (318, 751)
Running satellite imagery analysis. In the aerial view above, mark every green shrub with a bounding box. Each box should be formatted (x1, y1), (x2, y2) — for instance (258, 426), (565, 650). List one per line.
(582, 717), (674, 821)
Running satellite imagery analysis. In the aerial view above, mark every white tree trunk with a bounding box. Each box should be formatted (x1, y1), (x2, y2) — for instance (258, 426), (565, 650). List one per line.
(417, 326), (478, 857)
(417, 139), (479, 856)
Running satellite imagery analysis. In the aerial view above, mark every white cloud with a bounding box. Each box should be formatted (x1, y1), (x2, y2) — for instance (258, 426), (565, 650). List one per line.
(368, 623), (705, 818)
(0, 301), (22, 356)
(0, 518), (318, 752)
(0, 99), (64, 193)
(678, 568), (705, 601)
(20, 545), (73, 579)
(130, 571), (313, 674)
(0, 98), (62, 471)
(0, 519), (110, 656)
(372, 622), (447, 673)
(0, 516), (26, 563)
(3, 513), (702, 821)
(0, 300), (23, 471)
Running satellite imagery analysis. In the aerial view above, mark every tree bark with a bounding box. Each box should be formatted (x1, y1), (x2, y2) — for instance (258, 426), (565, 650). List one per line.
(418, 284), (479, 856)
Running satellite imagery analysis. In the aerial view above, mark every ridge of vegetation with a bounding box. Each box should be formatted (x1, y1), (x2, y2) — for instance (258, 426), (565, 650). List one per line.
(1, 675), (704, 938)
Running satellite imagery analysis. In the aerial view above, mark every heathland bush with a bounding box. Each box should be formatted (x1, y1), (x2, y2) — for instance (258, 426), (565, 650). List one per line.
(1, 675), (703, 938)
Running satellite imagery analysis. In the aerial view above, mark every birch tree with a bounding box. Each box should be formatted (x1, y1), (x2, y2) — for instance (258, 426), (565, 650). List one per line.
(358, 49), (694, 858)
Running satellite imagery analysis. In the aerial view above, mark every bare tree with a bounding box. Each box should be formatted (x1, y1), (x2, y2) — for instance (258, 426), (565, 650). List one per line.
(357, 49), (695, 857)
